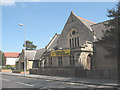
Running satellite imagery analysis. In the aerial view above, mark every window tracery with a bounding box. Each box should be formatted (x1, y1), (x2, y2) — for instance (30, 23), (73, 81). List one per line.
(68, 28), (80, 47)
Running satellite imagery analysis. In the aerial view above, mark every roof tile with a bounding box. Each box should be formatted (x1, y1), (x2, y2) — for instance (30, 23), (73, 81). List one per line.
(4, 52), (20, 58)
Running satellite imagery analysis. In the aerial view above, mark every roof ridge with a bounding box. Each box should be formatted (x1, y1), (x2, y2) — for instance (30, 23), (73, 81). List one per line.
(77, 16), (96, 24)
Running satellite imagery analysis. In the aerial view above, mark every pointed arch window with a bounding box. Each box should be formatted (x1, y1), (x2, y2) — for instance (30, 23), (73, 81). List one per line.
(68, 28), (80, 47)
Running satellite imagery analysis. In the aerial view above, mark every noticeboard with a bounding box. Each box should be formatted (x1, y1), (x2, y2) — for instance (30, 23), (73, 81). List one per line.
(51, 49), (70, 57)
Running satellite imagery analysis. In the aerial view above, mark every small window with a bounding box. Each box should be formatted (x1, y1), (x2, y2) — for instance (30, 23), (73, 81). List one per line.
(49, 57), (52, 66)
(75, 37), (77, 46)
(77, 37), (79, 46)
(44, 59), (46, 66)
(72, 30), (76, 35)
(70, 39), (71, 47)
(58, 57), (62, 66)
(69, 55), (75, 65)
(72, 38), (74, 47)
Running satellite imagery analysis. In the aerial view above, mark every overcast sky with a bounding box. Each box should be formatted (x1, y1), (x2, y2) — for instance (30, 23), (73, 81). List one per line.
(2, 2), (117, 52)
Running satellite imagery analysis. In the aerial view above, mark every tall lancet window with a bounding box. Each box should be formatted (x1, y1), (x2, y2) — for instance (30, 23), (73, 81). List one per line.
(68, 28), (80, 47)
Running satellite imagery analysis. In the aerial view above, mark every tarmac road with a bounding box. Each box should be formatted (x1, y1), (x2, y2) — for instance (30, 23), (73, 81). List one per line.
(1, 74), (91, 89)
(1, 73), (118, 90)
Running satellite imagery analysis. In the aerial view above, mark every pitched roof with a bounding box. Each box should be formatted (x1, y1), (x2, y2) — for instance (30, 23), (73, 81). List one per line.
(90, 20), (109, 41)
(25, 50), (36, 60)
(77, 16), (96, 29)
(34, 48), (45, 60)
(23, 48), (45, 60)
(69, 11), (96, 36)
(4, 52), (20, 58)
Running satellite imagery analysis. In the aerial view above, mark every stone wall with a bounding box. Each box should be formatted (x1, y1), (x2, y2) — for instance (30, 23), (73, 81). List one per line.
(29, 68), (118, 79)
(29, 68), (87, 77)
(93, 43), (118, 70)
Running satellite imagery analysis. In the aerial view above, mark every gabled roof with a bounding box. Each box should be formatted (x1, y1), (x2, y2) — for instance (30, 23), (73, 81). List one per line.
(69, 11), (96, 30)
(22, 48), (45, 60)
(46, 33), (60, 50)
(34, 48), (45, 60)
(4, 52), (20, 58)
(77, 16), (96, 29)
(25, 50), (36, 60)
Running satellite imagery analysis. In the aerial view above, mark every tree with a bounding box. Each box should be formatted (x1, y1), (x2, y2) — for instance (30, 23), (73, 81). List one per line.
(0, 50), (6, 66)
(2, 53), (6, 66)
(99, 1), (120, 59)
(23, 40), (37, 50)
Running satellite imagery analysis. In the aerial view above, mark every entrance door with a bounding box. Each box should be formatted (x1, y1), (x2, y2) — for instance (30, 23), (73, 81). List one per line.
(87, 54), (93, 70)
(21, 62), (24, 70)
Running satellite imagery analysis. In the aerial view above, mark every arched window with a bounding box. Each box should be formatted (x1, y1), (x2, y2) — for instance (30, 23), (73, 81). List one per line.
(68, 28), (80, 47)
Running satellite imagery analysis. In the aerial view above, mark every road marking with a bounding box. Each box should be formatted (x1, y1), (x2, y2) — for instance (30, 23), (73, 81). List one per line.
(65, 82), (76, 85)
(0, 78), (10, 81)
(46, 80), (53, 81)
(16, 82), (34, 87)
(3, 79), (10, 81)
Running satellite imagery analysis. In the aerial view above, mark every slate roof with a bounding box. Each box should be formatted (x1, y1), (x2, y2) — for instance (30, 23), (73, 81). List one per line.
(90, 20), (109, 41)
(25, 50), (36, 60)
(75, 12), (109, 42)
(34, 48), (45, 60)
(77, 16), (96, 29)
(4, 52), (20, 58)
(24, 48), (45, 60)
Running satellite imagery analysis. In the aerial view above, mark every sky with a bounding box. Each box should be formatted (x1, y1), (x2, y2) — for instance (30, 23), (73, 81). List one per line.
(2, 2), (117, 52)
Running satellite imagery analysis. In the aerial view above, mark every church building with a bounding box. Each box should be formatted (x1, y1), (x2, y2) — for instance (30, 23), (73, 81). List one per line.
(29, 11), (117, 79)
(42, 11), (95, 70)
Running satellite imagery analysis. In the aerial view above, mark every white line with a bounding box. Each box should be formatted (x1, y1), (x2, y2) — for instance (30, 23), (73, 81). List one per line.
(65, 82), (76, 85)
(46, 80), (53, 81)
(3, 79), (10, 81)
(0, 78), (10, 81)
(16, 82), (34, 87)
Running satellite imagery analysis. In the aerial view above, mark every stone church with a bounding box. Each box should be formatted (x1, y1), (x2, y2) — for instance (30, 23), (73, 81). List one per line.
(42, 11), (95, 70)
(29, 11), (118, 79)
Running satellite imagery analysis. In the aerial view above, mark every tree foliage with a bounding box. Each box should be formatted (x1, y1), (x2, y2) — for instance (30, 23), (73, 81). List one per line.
(0, 50), (6, 66)
(2, 54), (6, 66)
(23, 40), (37, 50)
(99, 2), (120, 59)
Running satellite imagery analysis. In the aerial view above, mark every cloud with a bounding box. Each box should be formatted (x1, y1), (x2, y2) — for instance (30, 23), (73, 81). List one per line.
(1, 0), (41, 6)
(1, 0), (15, 6)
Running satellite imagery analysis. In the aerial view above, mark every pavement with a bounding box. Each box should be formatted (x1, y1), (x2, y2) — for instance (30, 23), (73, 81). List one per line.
(1, 71), (119, 88)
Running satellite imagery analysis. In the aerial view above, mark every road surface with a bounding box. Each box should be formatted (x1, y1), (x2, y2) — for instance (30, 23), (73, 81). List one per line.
(1, 74), (118, 89)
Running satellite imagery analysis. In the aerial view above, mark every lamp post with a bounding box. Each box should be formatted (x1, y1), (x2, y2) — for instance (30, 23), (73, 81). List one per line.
(19, 23), (26, 76)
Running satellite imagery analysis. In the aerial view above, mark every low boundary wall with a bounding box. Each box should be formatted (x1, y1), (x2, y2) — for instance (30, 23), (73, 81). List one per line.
(29, 68), (118, 79)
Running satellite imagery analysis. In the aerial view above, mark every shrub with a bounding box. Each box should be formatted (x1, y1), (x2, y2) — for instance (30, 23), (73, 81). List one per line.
(2, 65), (15, 69)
